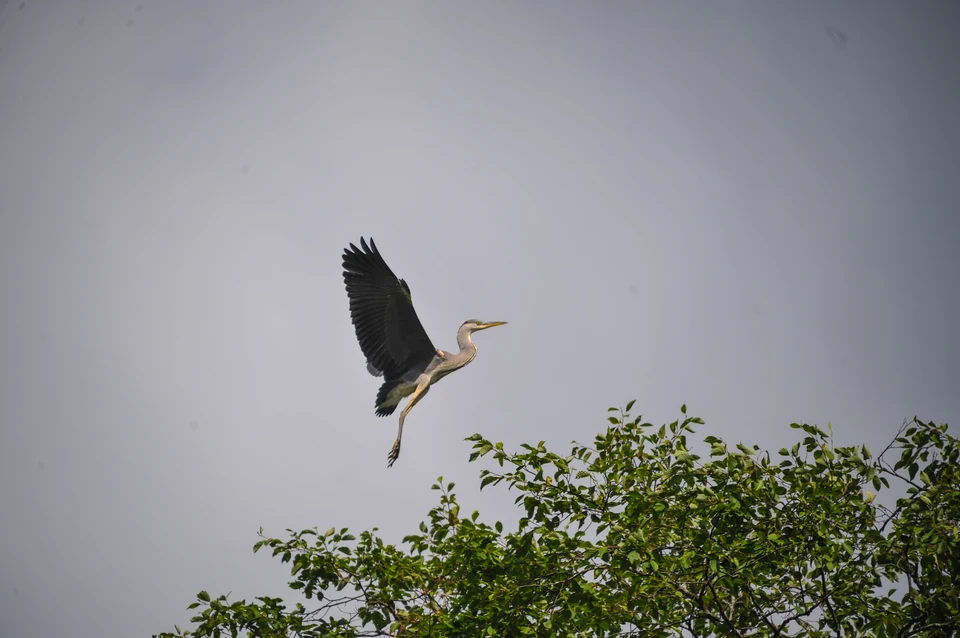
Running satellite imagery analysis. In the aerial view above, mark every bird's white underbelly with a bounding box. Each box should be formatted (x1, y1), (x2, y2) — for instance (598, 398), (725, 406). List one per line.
(387, 383), (416, 404)
(385, 374), (431, 406)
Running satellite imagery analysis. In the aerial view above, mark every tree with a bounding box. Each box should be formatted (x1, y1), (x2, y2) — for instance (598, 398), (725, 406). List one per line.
(155, 403), (959, 637)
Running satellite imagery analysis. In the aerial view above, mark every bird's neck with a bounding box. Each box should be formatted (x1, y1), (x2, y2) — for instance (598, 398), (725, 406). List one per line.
(456, 326), (478, 359)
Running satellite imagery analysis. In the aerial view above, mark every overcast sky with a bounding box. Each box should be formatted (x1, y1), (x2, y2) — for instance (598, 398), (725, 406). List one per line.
(1, 2), (958, 637)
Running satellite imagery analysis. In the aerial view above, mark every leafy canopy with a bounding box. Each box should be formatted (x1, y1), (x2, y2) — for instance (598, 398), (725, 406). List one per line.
(156, 403), (959, 637)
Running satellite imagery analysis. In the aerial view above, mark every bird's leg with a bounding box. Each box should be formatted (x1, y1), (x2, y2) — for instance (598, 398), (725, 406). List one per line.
(388, 380), (430, 467)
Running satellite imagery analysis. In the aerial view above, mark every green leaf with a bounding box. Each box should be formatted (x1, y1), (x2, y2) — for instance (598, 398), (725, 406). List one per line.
(626, 399), (636, 412)
(681, 403), (687, 414)
(197, 590), (211, 602)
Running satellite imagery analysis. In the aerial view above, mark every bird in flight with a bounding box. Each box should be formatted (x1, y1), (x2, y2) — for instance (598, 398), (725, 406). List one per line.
(342, 237), (507, 467)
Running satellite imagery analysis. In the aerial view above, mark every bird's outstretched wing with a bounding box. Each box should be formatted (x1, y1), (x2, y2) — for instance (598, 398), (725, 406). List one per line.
(343, 237), (437, 379)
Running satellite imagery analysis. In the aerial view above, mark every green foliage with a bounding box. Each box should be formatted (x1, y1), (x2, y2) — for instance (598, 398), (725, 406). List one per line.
(155, 406), (959, 637)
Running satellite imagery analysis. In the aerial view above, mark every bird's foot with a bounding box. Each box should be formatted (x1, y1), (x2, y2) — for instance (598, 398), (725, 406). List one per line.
(387, 441), (401, 468)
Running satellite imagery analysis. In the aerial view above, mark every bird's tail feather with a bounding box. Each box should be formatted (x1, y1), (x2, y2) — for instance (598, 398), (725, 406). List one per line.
(374, 378), (402, 417)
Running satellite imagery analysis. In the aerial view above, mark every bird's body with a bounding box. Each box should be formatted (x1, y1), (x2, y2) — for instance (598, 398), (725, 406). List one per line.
(373, 322), (482, 413)
(342, 237), (506, 466)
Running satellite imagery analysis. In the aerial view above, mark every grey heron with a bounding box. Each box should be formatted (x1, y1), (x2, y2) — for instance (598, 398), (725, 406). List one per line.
(342, 237), (507, 467)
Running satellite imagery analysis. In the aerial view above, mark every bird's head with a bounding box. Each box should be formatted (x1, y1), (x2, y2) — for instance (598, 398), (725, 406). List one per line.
(461, 319), (508, 333)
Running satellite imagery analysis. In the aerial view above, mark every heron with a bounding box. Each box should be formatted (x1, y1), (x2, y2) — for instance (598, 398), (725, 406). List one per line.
(342, 237), (507, 467)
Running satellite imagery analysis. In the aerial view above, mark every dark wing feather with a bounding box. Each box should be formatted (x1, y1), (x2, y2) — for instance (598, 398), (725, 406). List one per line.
(343, 237), (437, 378)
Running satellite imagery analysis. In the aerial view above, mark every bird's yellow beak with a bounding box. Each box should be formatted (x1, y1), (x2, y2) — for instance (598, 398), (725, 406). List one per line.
(479, 321), (507, 330)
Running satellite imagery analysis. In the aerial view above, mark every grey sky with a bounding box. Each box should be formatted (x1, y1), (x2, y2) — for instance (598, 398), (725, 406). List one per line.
(1, 2), (958, 637)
